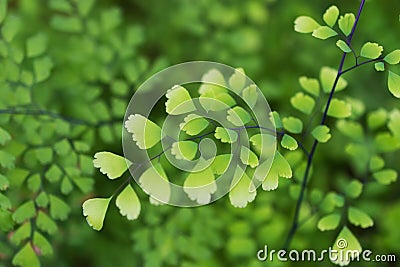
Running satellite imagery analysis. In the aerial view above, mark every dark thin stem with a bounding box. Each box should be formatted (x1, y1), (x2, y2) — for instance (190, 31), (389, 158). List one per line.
(341, 57), (384, 75)
(284, 0), (366, 250)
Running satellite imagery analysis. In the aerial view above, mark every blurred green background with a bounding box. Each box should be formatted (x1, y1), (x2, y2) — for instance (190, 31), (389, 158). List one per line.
(0, 0), (399, 266)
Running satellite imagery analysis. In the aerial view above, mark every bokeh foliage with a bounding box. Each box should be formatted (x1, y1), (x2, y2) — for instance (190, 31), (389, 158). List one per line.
(0, 0), (399, 266)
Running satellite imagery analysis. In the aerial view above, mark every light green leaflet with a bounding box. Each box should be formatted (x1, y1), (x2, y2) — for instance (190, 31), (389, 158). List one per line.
(282, 116), (303, 134)
(227, 106), (252, 126)
(210, 154), (232, 175)
(384, 49), (400, 64)
(82, 197), (111, 231)
(228, 67), (246, 92)
(165, 85), (196, 115)
(242, 84), (258, 108)
(369, 156), (384, 172)
(326, 99), (352, 118)
(374, 62), (385, 72)
(198, 69), (226, 94)
(214, 127), (238, 143)
(125, 114), (162, 149)
(331, 226), (362, 266)
(180, 114), (209, 136)
(171, 141), (198, 160)
(281, 134), (298, 150)
(348, 207), (373, 229)
(323, 5), (339, 27)
(338, 13), (355, 36)
(229, 168), (256, 208)
(93, 152), (130, 179)
(336, 40), (351, 53)
(258, 152), (292, 191)
(298, 76), (320, 97)
(26, 33), (47, 58)
(12, 243), (40, 267)
(116, 184), (141, 220)
(345, 180), (363, 199)
(311, 125), (331, 143)
(269, 111), (283, 128)
(388, 71), (400, 98)
(367, 108), (387, 129)
(360, 42), (383, 59)
(373, 169), (397, 185)
(240, 146), (259, 168)
(290, 92), (315, 115)
(139, 163), (170, 204)
(294, 16), (320, 33)
(312, 26), (337, 40)
(317, 213), (340, 231)
(183, 166), (216, 205)
(320, 67), (347, 93)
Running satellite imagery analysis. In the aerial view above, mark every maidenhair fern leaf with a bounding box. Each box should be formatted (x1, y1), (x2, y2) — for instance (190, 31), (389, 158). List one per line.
(240, 146), (259, 168)
(311, 125), (331, 143)
(183, 167), (216, 205)
(0, 127), (11, 145)
(323, 5), (339, 27)
(93, 152), (130, 179)
(214, 127), (238, 143)
(373, 169), (398, 185)
(290, 92), (315, 114)
(384, 49), (400, 64)
(12, 201), (36, 224)
(388, 71), (400, 98)
(331, 226), (362, 266)
(116, 184), (141, 220)
(326, 99), (352, 118)
(242, 84), (258, 108)
(348, 207), (373, 228)
(227, 106), (252, 126)
(139, 164), (170, 204)
(36, 211), (58, 235)
(336, 40), (352, 53)
(228, 68), (246, 92)
(312, 26), (337, 40)
(282, 116), (303, 134)
(299, 76), (320, 97)
(33, 231), (54, 256)
(360, 42), (383, 59)
(338, 13), (355, 36)
(171, 141), (198, 160)
(320, 67), (347, 93)
(294, 16), (320, 33)
(49, 195), (71, 221)
(229, 168), (256, 208)
(317, 213), (340, 231)
(210, 154), (232, 175)
(82, 197), (111, 231)
(12, 243), (40, 267)
(125, 114), (162, 149)
(180, 114), (209, 136)
(165, 85), (196, 115)
(281, 134), (298, 150)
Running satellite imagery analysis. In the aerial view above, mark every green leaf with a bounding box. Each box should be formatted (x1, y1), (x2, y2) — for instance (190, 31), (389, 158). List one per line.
(0, 151), (15, 169)
(82, 197), (111, 231)
(34, 147), (53, 165)
(1, 16), (20, 42)
(0, 193), (11, 210)
(331, 226), (362, 266)
(336, 40), (352, 53)
(33, 231), (53, 256)
(0, 0), (6, 24)
(281, 134), (298, 150)
(282, 116), (303, 134)
(229, 168), (256, 208)
(388, 71), (400, 98)
(369, 156), (384, 172)
(298, 76), (320, 97)
(12, 243), (40, 267)
(10, 223), (31, 245)
(35, 192), (49, 208)
(374, 62), (385, 72)
(93, 152), (130, 179)
(294, 16), (320, 33)
(184, 167), (216, 205)
(227, 106), (252, 126)
(360, 42), (383, 59)
(26, 33), (47, 58)
(199, 92), (236, 111)
(317, 213), (340, 231)
(180, 114), (209, 136)
(320, 192), (344, 213)
(240, 146), (259, 168)
(320, 67), (348, 93)
(367, 108), (387, 130)
(326, 99), (352, 118)
(165, 85), (195, 115)
(384, 49), (400, 64)
(323, 5), (339, 27)
(34, 57), (54, 82)
(61, 177), (73, 195)
(228, 68), (246, 92)
(125, 114), (162, 149)
(348, 207), (373, 229)
(338, 13), (355, 36)
(100, 8), (121, 31)
(199, 69), (226, 95)
(373, 169), (397, 185)
(0, 127), (11, 145)
(312, 26), (337, 40)
(336, 120), (364, 140)
(27, 174), (41, 193)
(36, 211), (58, 235)
(49, 195), (71, 221)
(242, 84), (258, 108)
(54, 139), (71, 156)
(210, 154), (232, 175)
(13, 201), (36, 224)
(311, 125), (331, 143)
(111, 80), (129, 96)
(77, 0), (95, 16)
(45, 165), (63, 183)
(50, 16), (82, 33)
(373, 132), (400, 152)
(73, 178), (94, 194)
(290, 92), (315, 114)
(139, 164), (170, 204)
(250, 133), (276, 155)
(214, 127), (238, 144)
(116, 184), (141, 220)
(171, 141), (198, 160)
(260, 152), (291, 191)
(388, 109), (400, 139)
(0, 209), (14, 232)
(345, 180), (363, 199)
(0, 174), (9, 191)
(269, 111), (283, 128)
